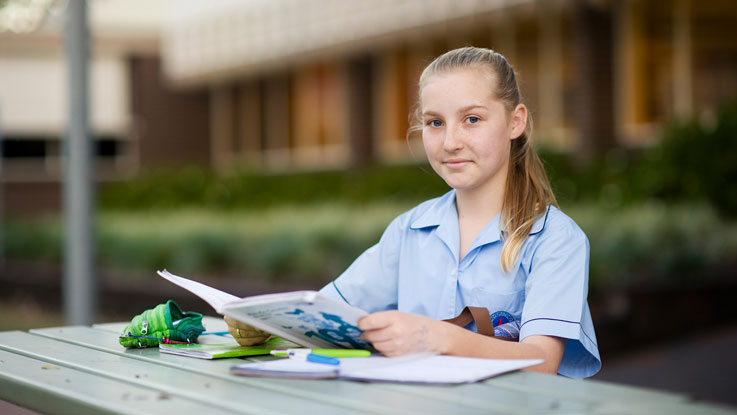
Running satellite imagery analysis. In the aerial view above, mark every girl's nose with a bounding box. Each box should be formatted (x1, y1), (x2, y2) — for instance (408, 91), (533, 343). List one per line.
(443, 125), (464, 152)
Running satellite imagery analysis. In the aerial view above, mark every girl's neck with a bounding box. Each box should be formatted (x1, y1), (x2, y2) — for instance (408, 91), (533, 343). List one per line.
(455, 188), (503, 224)
(455, 186), (505, 260)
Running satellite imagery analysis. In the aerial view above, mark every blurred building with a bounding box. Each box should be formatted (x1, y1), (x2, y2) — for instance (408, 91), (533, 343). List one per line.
(0, 0), (209, 214)
(1, 0), (736, 214)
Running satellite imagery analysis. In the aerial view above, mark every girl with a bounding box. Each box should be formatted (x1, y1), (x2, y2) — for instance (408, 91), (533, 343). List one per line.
(227, 47), (601, 378)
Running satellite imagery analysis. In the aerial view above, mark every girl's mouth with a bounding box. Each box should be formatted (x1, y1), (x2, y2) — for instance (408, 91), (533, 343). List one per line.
(444, 159), (471, 169)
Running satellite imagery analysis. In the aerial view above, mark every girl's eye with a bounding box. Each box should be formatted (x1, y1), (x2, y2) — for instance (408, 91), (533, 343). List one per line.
(429, 120), (443, 128)
(467, 116), (480, 124)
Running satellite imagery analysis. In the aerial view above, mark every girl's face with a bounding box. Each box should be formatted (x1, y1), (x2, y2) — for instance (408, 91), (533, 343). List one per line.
(421, 68), (526, 197)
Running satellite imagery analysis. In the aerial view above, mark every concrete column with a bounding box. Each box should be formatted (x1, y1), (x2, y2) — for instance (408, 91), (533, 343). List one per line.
(237, 81), (263, 164)
(345, 55), (375, 167)
(374, 50), (406, 160)
(673, 0), (693, 118)
(210, 86), (235, 170)
(405, 44), (434, 159)
(293, 66), (322, 163)
(537, 2), (565, 144)
(262, 73), (292, 167)
(574, 0), (616, 157)
(491, 17), (517, 67)
(614, 0), (646, 143)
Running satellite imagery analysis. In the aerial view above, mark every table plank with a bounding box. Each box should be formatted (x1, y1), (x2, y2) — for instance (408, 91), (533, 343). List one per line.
(587, 399), (736, 415)
(33, 324), (605, 413)
(486, 370), (687, 403)
(0, 348), (235, 415)
(14, 323), (733, 414)
(371, 382), (591, 413)
(0, 331), (354, 415)
(21, 327), (495, 414)
(95, 318), (716, 413)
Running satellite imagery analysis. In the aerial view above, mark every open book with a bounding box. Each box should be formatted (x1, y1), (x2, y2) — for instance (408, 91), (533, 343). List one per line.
(231, 354), (544, 384)
(159, 337), (300, 359)
(157, 270), (372, 350)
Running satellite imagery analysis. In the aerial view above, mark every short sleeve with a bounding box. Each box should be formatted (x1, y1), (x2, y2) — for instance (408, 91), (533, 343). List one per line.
(319, 216), (403, 313)
(519, 211), (601, 379)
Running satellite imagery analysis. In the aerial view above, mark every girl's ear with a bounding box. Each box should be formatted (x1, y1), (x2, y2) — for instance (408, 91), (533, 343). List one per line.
(509, 104), (528, 140)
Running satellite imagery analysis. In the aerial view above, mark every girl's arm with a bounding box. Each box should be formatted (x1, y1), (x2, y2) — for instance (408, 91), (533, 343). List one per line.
(358, 310), (565, 374)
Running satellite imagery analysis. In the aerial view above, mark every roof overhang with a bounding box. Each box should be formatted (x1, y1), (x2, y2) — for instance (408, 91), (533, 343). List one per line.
(161, 0), (541, 88)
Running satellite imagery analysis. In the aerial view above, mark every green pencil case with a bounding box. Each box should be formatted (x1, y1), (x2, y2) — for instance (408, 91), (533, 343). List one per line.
(119, 300), (205, 348)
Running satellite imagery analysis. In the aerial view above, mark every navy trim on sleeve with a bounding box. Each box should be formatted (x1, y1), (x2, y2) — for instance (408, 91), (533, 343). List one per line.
(520, 317), (597, 346)
(332, 281), (351, 305)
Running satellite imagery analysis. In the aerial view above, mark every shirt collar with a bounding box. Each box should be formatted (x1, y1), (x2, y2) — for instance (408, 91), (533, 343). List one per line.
(409, 190), (455, 230)
(529, 205), (551, 235)
(410, 189), (552, 237)
(409, 191), (460, 258)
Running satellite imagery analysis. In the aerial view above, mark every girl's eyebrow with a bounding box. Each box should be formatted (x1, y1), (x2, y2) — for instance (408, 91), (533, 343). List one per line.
(422, 104), (487, 118)
(422, 110), (442, 118)
(456, 104), (487, 114)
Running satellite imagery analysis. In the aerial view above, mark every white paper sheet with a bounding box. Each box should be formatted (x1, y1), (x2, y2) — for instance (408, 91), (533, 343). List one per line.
(231, 355), (543, 384)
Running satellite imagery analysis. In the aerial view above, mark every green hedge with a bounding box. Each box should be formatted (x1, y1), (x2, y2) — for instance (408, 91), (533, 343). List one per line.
(100, 164), (449, 211)
(568, 203), (737, 294)
(97, 100), (737, 219)
(4, 202), (736, 295)
(639, 101), (737, 216)
(541, 100), (737, 216)
(4, 203), (408, 285)
(6, 101), (736, 293)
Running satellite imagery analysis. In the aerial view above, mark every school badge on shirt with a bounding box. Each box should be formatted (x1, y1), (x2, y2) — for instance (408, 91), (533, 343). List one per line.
(489, 310), (515, 327)
(490, 310), (520, 339)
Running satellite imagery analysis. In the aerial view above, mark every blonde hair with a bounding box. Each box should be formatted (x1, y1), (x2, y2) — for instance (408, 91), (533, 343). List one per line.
(408, 46), (557, 273)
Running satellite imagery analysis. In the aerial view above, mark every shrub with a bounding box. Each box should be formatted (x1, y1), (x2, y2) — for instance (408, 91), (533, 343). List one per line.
(540, 99), (737, 217)
(639, 101), (737, 217)
(567, 202), (737, 296)
(99, 163), (448, 211)
(4, 203), (736, 294)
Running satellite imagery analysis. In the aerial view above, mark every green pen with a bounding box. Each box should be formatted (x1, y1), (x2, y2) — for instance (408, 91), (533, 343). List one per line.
(270, 348), (371, 358)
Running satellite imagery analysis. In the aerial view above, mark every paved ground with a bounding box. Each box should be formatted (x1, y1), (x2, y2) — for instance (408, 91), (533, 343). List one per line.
(593, 323), (737, 409)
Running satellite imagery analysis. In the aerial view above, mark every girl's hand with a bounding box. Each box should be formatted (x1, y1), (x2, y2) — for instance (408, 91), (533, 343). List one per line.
(358, 310), (454, 356)
(224, 316), (271, 346)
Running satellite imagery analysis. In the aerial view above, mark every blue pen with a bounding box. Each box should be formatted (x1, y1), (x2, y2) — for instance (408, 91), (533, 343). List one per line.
(288, 351), (340, 366)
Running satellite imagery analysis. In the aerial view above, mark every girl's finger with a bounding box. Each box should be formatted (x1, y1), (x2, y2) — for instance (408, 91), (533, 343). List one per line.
(360, 327), (394, 344)
(358, 312), (395, 331)
(369, 338), (398, 356)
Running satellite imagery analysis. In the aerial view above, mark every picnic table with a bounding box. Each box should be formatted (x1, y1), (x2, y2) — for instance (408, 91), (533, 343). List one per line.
(0, 316), (732, 414)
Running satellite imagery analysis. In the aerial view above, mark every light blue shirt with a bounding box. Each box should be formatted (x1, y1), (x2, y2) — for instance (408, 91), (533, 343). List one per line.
(320, 190), (601, 378)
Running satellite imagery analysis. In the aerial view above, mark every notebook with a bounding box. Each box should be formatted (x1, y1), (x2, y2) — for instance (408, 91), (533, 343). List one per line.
(159, 337), (299, 359)
(231, 354), (543, 384)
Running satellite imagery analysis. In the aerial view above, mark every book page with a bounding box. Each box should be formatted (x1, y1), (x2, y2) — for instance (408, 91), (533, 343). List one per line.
(222, 293), (371, 349)
(157, 269), (240, 312)
(158, 269), (370, 349)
